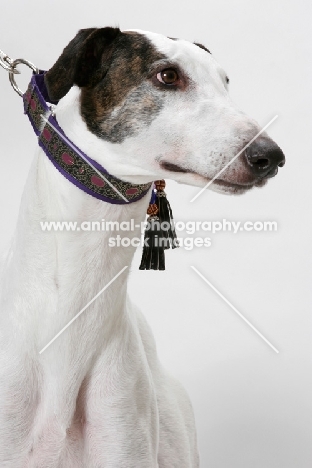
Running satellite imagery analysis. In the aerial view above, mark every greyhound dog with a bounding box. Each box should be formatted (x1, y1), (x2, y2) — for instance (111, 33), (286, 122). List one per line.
(0, 27), (285, 467)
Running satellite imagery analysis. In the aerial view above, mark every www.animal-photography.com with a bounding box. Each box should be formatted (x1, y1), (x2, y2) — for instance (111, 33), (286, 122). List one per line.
(0, 0), (311, 467)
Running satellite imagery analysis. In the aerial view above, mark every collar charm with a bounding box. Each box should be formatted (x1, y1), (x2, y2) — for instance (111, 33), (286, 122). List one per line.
(139, 180), (179, 270)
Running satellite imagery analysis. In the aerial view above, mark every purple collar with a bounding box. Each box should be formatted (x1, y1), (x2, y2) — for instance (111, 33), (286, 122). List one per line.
(23, 71), (152, 204)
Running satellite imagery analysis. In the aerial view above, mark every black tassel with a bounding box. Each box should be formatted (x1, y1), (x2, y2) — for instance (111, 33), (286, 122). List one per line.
(155, 180), (179, 250)
(139, 215), (165, 270)
(139, 180), (178, 271)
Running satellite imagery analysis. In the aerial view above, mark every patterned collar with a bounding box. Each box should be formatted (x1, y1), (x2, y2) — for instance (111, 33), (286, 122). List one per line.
(23, 71), (152, 204)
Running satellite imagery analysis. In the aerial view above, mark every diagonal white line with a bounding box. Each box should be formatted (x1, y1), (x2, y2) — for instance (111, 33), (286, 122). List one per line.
(191, 266), (279, 353)
(39, 266), (128, 354)
(190, 115), (278, 203)
(41, 114), (129, 203)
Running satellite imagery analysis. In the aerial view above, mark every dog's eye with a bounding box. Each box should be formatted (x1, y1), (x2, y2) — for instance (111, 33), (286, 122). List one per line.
(157, 69), (179, 85)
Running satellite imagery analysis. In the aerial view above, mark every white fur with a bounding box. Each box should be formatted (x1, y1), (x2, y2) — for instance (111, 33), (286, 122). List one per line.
(0, 30), (267, 467)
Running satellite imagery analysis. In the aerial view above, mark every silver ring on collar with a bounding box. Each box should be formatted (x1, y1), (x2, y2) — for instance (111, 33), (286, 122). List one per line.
(8, 58), (39, 97)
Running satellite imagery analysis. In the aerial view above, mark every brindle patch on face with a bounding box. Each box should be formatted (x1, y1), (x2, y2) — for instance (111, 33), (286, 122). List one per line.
(97, 83), (164, 143)
(80, 32), (166, 143)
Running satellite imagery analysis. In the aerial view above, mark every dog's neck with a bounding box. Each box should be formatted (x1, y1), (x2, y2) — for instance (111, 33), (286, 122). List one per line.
(5, 133), (158, 444)
(9, 90), (151, 357)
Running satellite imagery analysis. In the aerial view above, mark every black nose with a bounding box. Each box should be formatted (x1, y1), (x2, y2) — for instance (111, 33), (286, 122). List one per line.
(245, 137), (285, 178)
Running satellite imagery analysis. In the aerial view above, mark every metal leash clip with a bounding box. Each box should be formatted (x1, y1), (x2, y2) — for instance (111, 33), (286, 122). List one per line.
(0, 49), (20, 74)
(0, 49), (39, 97)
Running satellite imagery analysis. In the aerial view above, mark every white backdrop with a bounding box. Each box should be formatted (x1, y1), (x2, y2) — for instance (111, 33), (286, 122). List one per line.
(1, 1), (311, 466)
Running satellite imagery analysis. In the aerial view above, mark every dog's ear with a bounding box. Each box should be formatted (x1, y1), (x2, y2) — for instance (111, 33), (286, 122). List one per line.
(44, 27), (121, 101)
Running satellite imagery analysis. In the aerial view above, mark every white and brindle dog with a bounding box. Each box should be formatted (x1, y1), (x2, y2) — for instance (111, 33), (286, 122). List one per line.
(0, 28), (285, 467)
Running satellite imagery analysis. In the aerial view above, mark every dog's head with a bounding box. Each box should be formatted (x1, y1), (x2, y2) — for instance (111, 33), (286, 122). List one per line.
(45, 27), (285, 194)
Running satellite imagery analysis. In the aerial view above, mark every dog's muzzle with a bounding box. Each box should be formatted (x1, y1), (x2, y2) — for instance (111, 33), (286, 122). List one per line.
(245, 137), (285, 179)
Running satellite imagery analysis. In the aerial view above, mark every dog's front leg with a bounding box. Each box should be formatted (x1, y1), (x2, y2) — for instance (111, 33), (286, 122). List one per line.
(81, 325), (160, 468)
